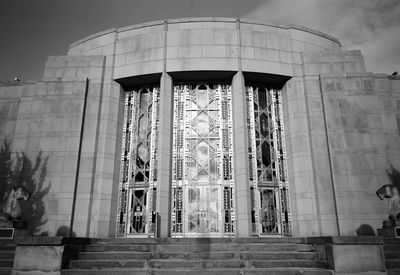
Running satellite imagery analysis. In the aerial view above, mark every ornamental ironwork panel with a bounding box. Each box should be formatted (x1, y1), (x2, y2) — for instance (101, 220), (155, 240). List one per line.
(171, 83), (235, 236)
(246, 86), (291, 236)
(116, 87), (159, 237)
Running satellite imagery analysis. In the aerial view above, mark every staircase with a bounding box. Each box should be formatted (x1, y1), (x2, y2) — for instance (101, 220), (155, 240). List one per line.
(383, 238), (400, 275)
(62, 238), (333, 274)
(0, 240), (15, 275)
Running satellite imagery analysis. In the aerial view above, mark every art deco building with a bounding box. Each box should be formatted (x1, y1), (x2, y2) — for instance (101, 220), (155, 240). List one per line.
(1, 18), (399, 238)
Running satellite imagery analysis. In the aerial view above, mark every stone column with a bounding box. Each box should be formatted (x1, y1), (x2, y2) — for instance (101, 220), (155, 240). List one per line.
(231, 71), (252, 237)
(156, 72), (174, 237)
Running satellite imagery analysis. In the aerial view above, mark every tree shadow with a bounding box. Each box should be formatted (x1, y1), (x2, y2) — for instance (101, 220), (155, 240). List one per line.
(0, 139), (51, 235)
(356, 224), (376, 236)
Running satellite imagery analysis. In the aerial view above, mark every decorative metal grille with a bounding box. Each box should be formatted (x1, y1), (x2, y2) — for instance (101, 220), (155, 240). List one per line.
(116, 86), (159, 237)
(246, 86), (291, 236)
(171, 83), (235, 236)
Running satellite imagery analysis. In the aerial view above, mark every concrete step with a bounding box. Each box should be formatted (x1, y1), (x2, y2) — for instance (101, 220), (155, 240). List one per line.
(384, 251), (400, 259)
(383, 238), (400, 245)
(75, 251), (321, 262)
(250, 260), (327, 269)
(84, 243), (313, 253)
(0, 260), (13, 268)
(0, 246), (15, 252)
(90, 237), (306, 245)
(62, 267), (334, 275)
(70, 259), (326, 270)
(78, 252), (153, 260)
(386, 259), (400, 269)
(240, 252), (319, 260)
(0, 252), (14, 260)
(0, 267), (12, 275)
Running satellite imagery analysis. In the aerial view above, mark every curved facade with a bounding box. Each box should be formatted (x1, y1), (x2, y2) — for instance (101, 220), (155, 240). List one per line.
(1, 18), (399, 238)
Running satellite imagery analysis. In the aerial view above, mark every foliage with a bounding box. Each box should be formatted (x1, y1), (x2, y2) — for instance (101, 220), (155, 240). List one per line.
(387, 165), (400, 190)
(0, 139), (50, 234)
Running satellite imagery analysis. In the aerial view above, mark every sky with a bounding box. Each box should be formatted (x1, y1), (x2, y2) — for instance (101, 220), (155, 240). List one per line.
(0, 0), (399, 82)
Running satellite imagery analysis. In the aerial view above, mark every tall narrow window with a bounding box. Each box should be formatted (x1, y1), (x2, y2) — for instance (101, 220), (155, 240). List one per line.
(246, 86), (291, 236)
(116, 86), (159, 237)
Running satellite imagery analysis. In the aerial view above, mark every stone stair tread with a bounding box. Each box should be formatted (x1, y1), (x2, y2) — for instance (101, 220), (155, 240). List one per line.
(0, 252), (14, 259)
(0, 267), (12, 275)
(0, 246), (15, 252)
(70, 259), (325, 269)
(386, 258), (400, 268)
(0, 260), (13, 268)
(90, 237), (306, 245)
(63, 267), (334, 275)
(384, 251), (400, 259)
(388, 268), (400, 275)
(84, 243), (313, 253)
(79, 251), (237, 260)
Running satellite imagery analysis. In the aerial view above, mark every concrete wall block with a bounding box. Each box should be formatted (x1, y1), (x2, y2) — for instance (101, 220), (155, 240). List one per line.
(266, 33), (280, 49)
(13, 246), (64, 272)
(343, 62), (357, 73)
(291, 40), (305, 52)
(214, 29), (237, 45)
(318, 63), (332, 74)
(292, 64), (303, 76)
(280, 63), (293, 76)
(116, 36), (143, 54)
(144, 31), (164, 48)
(253, 32), (267, 48)
(362, 78), (375, 91)
(46, 56), (68, 68)
(321, 78), (336, 92)
(226, 45), (238, 58)
(177, 46), (202, 58)
(67, 55), (90, 67)
(330, 62), (345, 74)
(125, 50), (150, 64)
(150, 47), (164, 60)
(241, 31), (254, 46)
(241, 47), (254, 59)
(254, 48), (280, 62)
(88, 55), (105, 67)
(279, 51), (292, 64)
(242, 59), (284, 76)
(304, 63), (319, 75)
(328, 244), (386, 274)
(374, 78), (390, 92)
(291, 52), (302, 64)
(102, 44), (114, 56)
(202, 45), (226, 58)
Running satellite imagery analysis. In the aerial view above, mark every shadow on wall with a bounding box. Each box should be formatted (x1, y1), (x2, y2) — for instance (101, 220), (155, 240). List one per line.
(0, 139), (51, 235)
(356, 224), (376, 236)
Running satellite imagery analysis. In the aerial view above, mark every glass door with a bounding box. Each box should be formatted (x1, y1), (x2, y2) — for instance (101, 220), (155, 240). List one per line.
(171, 83), (235, 237)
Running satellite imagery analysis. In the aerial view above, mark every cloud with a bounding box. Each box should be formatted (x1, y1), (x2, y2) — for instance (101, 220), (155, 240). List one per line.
(243, 0), (400, 73)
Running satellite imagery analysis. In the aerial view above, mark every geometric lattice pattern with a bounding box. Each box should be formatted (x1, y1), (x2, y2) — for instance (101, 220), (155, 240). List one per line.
(116, 87), (159, 237)
(171, 83), (235, 236)
(246, 86), (291, 236)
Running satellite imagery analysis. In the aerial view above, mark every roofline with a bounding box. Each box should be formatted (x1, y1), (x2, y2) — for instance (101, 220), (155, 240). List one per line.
(68, 17), (340, 50)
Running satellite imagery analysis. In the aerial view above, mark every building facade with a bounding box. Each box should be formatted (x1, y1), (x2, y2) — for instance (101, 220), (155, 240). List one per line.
(1, 18), (399, 238)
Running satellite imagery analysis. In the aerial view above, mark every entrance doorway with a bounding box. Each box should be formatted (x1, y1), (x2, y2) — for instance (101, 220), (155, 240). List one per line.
(171, 83), (235, 237)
